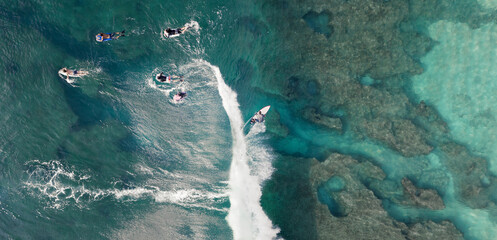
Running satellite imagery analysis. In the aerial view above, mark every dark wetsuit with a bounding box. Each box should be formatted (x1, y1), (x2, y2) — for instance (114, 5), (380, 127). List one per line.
(157, 73), (168, 82)
(166, 28), (182, 36)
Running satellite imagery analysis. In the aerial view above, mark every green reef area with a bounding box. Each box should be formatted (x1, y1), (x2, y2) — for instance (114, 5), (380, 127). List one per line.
(247, 0), (497, 239)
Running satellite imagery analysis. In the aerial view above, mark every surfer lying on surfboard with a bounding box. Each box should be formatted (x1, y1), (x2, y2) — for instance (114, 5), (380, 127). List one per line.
(156, 72), (183, 83)
(59, 68), (89, 80)
(96, 30), (125, 42)
(173, 91), (187, 101)
(163, 25), (190, 38)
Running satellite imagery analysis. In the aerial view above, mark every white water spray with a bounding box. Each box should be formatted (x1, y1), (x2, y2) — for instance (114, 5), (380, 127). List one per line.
(202, 60), (280, 239)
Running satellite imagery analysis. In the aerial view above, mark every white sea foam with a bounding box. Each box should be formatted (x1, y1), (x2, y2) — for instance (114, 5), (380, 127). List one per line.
(146, 69), (179, 96)
(185, 20), (200, 32)
(146, 68), (184, 104)
(23, 160), (227, 212)
(246, 124), (275, 184)
(202, 60), (280, 239)
(161, 20), (200, 41)
(59, 64), (101, 87)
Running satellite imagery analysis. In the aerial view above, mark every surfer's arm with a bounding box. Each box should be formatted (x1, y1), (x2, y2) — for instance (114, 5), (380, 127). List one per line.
(167, 75), (180, 82)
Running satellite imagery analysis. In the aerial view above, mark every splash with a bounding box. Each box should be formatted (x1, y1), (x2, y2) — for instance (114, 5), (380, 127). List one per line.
(58, 65), (101, 87)
(146, 67), (184, 104)
(146, 72), (179, 96)
(161, 20), (200, 40)
(185, 20), (200, 32)
(202, 60), (280, 239)
(23, 160), (227, 212)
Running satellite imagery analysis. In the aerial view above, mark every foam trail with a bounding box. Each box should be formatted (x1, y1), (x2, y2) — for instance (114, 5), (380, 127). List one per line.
(203, 60), (280, 239)
(146, 70), (179, 97)
(242, 116), (252, 130)
(185, 20), (200, 31)
(23, 160), (229, 211)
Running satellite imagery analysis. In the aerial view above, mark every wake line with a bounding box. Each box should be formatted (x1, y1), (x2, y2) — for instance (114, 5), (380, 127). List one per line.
(23, 160), (228, 211)
(200, 59), (280, 240)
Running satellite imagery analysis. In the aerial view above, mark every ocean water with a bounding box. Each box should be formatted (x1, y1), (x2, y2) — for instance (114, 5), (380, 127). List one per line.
(2, 0), (497, 239)
(0, 0), (272, 238)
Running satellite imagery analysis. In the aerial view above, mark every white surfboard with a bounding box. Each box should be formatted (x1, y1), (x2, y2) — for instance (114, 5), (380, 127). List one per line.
(58, 69), (89, 78)
(163, 25), (191, 38)
(258, 105), (271, 115)
(251, 105), (270, 123)
(163, 30), (180, 38)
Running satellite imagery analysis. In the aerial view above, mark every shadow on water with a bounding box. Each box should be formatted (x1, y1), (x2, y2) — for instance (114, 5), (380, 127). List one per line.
(58, 79), (119, 130)
(261, 154), (318, 240)
(0, 1), (92, 61)
(236, 16), (269, 37)
(231, 58), (258, 109)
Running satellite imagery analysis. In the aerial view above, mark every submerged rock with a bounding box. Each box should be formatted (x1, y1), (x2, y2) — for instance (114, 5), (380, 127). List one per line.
(440, 143), (496, 209)
(256, 0), (474, 158)
(311, 154), (403, 239)
(360, 118), (433, 157)
(397, 221), (463, 240)
(401, 178), (444, 210)
(284, 76), (321, 100)
(265, 109), (289, 137)
(254, 0), (496, 238)
(310, 153), (462, 239)
(303, 108), (342, 132)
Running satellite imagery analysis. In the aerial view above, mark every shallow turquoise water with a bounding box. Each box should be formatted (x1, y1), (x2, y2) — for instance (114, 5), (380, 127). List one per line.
(2, 0), (497, 239)
(413, 21), (497, 174)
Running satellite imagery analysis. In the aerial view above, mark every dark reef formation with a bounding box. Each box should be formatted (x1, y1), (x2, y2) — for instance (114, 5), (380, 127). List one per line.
(259, 0), (497, 157)
(254, 0), (497, 239)
(310, 154), (462, 240)
(302, 108), (342, 132)
(401, 178), (445, 210)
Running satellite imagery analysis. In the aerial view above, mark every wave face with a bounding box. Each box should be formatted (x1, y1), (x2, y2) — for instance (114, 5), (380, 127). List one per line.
(204, 60), (280, 239)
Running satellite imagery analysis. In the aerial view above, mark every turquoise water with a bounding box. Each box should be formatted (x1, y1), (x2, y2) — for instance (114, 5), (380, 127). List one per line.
(2, 0), (497, 239)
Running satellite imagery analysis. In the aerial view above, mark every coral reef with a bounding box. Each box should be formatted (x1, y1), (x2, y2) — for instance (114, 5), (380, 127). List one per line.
(310, 154), (462, 239)
(253, 0), (497, 238)
(302, 108), (342, 132)
(401, 178), (444, 210)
